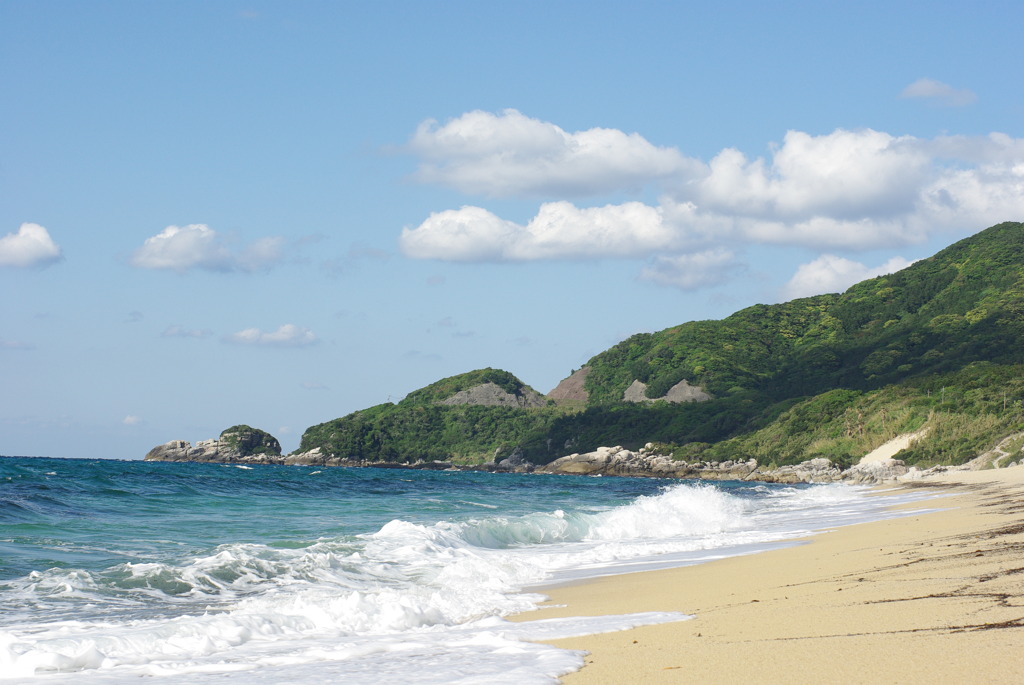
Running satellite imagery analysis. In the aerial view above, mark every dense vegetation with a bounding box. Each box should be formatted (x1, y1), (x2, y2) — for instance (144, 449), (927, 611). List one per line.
(584, 221), (1024, 404)
(698, 362), (1024, 468)
(298, 369), (559, 463)
(297, 222), (1024, 468)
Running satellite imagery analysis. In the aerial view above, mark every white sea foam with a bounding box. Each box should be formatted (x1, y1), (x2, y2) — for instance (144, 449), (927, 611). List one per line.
(0, 480), (929, 683)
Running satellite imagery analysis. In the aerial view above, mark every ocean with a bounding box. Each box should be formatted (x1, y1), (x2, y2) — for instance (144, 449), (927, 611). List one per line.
(0, 456), (926, 683)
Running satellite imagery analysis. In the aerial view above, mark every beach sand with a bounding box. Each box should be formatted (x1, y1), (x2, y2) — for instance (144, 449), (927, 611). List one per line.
(517, 468), (1024, 683)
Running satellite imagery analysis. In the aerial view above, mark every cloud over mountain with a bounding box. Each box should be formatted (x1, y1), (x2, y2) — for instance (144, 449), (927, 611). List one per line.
(782, 255), (915, 300)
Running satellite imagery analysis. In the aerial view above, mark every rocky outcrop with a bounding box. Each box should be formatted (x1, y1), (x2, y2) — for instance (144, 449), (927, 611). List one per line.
(144, 426), (281, 464)
(495, 446), (535, 473)
(842, 458), (911, 484)
(144, 440), (195, 462)
(622, 379), (712, 404)
(439, 382), (547, 408)
(145, 438), (278, 464)
(283, 447), (456, 470)
(547, 367), (590, 403)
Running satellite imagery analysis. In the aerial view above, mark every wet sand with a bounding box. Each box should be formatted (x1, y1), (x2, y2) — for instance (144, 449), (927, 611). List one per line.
(521, 468), (1024, 683)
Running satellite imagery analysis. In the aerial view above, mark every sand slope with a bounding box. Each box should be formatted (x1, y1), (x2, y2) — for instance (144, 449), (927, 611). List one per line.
(519, 468), (1024, 683)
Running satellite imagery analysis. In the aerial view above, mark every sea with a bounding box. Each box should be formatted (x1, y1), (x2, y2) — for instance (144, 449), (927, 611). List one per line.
(0, 456), (929, 683)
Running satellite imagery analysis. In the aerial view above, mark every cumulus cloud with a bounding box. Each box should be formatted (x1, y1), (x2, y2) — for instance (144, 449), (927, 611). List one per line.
(401, 113), (1024, 291)
(408, 109), (698, 197)
(782, 255), (915, 300)
(901, 78), (977, 107)
(639, 249), (742, 290)
(401, 201), (672, 261)
(130, 224), (284, 273)
(0, 223), (63, 268)
(694, 129), (931, 223)
(690, 129), (1024, 249)
(122, 415), (143, 426)
(225, 324), (317, 347)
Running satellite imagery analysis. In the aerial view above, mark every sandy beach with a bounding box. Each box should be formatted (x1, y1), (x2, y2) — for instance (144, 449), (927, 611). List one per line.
(518, 468), (1024, 683)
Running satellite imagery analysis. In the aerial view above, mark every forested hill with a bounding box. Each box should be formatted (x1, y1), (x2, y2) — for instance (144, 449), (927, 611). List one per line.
(580, 220), (1024, 405)
(295, 221), (1024, 467)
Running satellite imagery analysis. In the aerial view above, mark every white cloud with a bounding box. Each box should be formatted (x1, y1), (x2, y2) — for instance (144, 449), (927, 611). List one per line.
(401, 115), (1024, 292)
(692, 129), (930, 223)
(408, 109), (698, 197)
(639, 249), (742, 290)
(130, 224), (284, 273)
(901, 78), (977, 107)
(225, 324), (317, 347)
(0, 223), (63, 267)
(122, 415), (143, 426)
(401, 201), (672, 261)
(782, 255), (915, 299)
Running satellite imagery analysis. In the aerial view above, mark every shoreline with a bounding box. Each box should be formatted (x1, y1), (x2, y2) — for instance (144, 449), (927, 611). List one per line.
(514, 468), (1024, 683)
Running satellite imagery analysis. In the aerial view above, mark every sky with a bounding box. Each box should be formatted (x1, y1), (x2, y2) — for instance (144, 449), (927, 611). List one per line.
(2, 1), (1023, 459)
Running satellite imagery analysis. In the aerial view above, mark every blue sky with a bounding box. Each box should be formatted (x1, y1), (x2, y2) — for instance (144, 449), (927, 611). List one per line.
(2, 1), (1023, 459)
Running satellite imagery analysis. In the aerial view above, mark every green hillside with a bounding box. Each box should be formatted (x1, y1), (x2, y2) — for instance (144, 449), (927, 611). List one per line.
(296, 222), (1024, 468)
(297, 369), (560, 463)
(582, 220), (1024, 404)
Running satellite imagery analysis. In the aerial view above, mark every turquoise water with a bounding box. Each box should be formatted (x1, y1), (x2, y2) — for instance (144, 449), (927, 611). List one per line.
(0, 456), (921, 683)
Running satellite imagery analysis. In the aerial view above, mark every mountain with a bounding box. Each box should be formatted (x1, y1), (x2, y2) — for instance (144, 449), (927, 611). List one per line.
(293, 221), (1024, 467)
(296, 369), (558, 463)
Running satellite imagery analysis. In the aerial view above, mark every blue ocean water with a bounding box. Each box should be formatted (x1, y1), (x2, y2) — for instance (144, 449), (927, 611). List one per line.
(0, 457), (925, 683)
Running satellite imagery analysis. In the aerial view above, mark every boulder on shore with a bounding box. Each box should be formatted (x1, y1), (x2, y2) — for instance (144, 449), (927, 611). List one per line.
(537, 444), (919, 485)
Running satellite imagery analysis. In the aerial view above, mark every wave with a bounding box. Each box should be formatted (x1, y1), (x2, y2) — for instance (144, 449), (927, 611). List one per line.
(0, 479), (920, 682)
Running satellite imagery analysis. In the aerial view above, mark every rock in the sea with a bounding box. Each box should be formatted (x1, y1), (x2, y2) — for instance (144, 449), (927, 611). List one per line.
(144, 425), (282, 464)
(495, 446), (534, 473)
(218, 425), (281, 458)
(143, 440), (193, 462)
